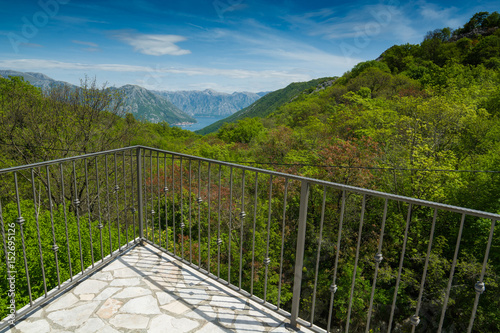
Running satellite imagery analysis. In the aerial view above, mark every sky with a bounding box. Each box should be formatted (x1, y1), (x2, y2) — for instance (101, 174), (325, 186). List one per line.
(0, 0), (498, 93)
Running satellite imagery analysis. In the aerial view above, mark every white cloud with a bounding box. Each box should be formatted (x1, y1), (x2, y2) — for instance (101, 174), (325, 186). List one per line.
(114, 32), (191, 56)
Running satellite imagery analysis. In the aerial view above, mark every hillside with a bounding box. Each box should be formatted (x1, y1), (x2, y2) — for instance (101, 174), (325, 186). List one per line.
(154, 89), (264, 117)
(113, 84), (196, 124)
(195, 77), (336, 135)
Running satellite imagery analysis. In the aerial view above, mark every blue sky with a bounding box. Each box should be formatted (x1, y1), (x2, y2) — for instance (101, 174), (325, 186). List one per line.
(0, 0), (498, 93)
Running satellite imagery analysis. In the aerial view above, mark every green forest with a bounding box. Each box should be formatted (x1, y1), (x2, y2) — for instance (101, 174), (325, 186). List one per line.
(1, 11), (500, 332)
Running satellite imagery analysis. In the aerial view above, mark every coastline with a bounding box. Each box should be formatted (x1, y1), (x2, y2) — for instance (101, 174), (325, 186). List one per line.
(172, 121), (197, 126)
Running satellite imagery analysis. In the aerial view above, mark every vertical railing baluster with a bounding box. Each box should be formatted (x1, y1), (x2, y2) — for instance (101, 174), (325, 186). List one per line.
(290, 180), (310, 327)
(172, 155), (176, 255)
(189, 159), (193, 264)
(263, 175), (273, 302)
(114, 153), (121, 251)
(130, 151), (137, 242)
(239, 170), (246, 290)
(217, 164), (222, 278)
(346, 194), (367, 332)
(72, 161), (84, 274)
(311, 186), (327, 326)
(277, 178), (289, 310)
(143, 150), (149, 241)
(388, 204), (413, 333)
(31, 168), (48, 295)
(150, 151), (155, 243)
(59, 164), (73, 280)
(105, 155), (113, 256)
(46, 166), (61, 287)
(137, 148), (144, 241)
(84, 160), (95, 267)
(250, 173), (258, 295)
(207, 162), (211, 272)
(467, 218), (496, 332)
(366, 198), (388, 332)
(180, 157), (184, 259)
(228, 167), (233, 283)
(437, 213), (466, 333)
(164, 154), (168, 250)
(95, 158), (105, 261)
(411, 208), (438, 332)
(327, 190), (346, 333)
(14, 172), (32, 304)
(123, 152), (129, 246)
(157, 152), (161, 247)
(197, 160), (202, 267)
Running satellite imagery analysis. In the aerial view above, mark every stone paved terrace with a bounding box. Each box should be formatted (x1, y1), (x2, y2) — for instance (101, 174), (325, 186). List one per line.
(1, 243), (315, 333)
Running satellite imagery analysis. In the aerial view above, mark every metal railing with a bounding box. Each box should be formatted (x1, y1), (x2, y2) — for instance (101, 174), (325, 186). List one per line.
(0, 146), (498, 332)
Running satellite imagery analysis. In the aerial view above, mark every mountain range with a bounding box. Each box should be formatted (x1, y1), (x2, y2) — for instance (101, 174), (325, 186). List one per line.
(111, 85), (196, 124)
(0, 70), (263, 125)
(154, 89), (267, 117)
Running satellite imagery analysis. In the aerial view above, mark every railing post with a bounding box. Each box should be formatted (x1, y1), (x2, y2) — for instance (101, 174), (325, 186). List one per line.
(136, 147), (144, 242)
(290, 180), (309, 327)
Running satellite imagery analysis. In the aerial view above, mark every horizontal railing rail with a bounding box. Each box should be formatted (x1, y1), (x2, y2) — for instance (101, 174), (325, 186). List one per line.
(0, 145), (498, 333)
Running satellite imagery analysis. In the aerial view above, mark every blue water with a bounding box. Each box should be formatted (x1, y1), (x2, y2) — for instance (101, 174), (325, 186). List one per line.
(173, 115), (228, 132)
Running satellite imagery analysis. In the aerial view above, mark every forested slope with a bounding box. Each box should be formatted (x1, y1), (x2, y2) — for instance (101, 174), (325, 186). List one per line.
(195, 77), (335, 135)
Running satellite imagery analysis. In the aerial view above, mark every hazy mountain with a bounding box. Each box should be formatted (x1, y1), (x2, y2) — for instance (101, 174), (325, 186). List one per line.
(196, 77), (336, 135)
(154, 89), (266, 117)
(0, 69), (71, 89)
(0, 70), (195, 125)
(113, 85), (196, 124)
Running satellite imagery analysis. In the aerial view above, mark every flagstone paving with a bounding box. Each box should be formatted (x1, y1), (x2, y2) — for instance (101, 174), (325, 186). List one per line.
(3, 244), (315, 332)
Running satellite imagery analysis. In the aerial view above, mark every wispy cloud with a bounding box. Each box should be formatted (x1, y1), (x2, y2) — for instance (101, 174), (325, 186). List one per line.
(203, 23), (364, 70)
(416, 1), (463, 28)
(0, 59), (309, 81)
(72, 40), (100, 52)
(284, 3), (420, 42)
(53, 16), (109, 25)
(113, 32), (191, 56)
(72, 40), (99, 48)
(22, 43), (44, 48)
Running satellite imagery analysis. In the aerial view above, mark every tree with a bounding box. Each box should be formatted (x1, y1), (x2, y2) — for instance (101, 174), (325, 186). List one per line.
(424, 27), (453, 42)
(0, 76), (137, 166)
(348, 60), (391, 79)
(460, 12), (490, 34)
(217, 118), (265, 144)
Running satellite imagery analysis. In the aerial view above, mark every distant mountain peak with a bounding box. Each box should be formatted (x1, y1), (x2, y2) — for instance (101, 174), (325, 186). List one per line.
(25, 72), (55, 81)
